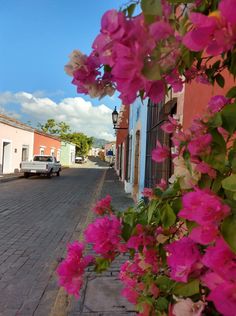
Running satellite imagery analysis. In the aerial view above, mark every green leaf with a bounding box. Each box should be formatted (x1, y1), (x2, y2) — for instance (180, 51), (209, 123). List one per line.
(127, 3), (136, 17)
(222, 174), (236, 192)
(171, 197), (182, 214)
(226, 86), (236, 98)
(123, 212), (136, 226)
(221, 215), (236, 253)
(228, 149), (236, 173)
(142, 62), (161, 80)
(161, 204), (176, 228)
(173, 279), (200, 297)
(156, 297), (169, 311)
(207, 112), (222, 128)
(95, 257), (111, 273)
(121, 223), (133, 241)
(141, 0), (162, 16)
(215, 73), (225, 88)
(211, 176), (223, 193)
(230, 51), (236, 76)
(181, 46), (194, 68)
(147, 200), (158, 224)
(156, 275), (175, 292)
(221, 103), (236, 134)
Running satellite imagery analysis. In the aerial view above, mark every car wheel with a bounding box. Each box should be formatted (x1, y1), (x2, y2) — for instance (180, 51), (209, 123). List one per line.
(24, 172), (29, 178)
(57, 170), (60, 176)
(47, 170), (52, 178)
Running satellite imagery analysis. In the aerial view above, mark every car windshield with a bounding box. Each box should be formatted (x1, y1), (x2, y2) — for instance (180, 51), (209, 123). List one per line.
(33, 156), (53, 162)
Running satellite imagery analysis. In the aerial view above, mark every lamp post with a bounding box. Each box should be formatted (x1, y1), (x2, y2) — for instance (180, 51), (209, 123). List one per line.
(112, 106), (128, 130)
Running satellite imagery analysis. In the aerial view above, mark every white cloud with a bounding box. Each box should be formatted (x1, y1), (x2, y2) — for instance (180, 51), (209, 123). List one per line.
(0, 105), (21, 119)
(0, 92), (115, 141)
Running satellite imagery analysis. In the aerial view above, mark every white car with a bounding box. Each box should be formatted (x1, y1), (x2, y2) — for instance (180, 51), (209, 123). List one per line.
(75, 156), (87, 164)
(20, 155), (61, 178)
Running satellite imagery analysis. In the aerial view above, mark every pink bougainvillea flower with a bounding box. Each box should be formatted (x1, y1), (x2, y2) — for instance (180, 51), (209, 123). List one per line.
(207, 281), (236, 316)
(121, 285), (139, 304)
(179, 188), (230, 226)
(187, 133), (212, 157)
(172, 298), (205, 316)
(195, 161), (216, 178)
(189, 224), (219, 245)
(161, 121), (176, 134)
(165, 71), (183, 93)
(217, 126), (229, 141)
(127, 228), (155, 251)
(219, 0), (236, 26)
(183, 7), (236, 56)
(84, 215), (122, 258)
(161, 115), (179, 134)
(149, 20), (173, 41)
(202, 238), (236, 281)
(152, 140), (170, 163)
(183, 13), (218, 52)
(156, 178), (167, 191)
(142, 187), (154, 199)
(93, 195), (112, 215)
(202, 270), (236, 315)
(57, 241), (93, 298)
(207, 95), (229, 113)
(145, 80), (166, 104)
(165, 237), (202, 283)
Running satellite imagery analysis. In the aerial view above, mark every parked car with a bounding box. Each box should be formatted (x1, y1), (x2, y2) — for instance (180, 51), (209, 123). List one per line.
(75, 156), (87, 164)
(20, 155), (61, 178)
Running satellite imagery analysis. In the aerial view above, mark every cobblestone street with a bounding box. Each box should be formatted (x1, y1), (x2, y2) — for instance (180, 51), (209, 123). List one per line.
(0, 160), (107, 316)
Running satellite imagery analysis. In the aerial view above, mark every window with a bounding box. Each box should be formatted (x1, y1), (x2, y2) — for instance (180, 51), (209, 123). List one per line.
(40, 148), (45, 155)
(145, 99), (177, 188)
(34, 156), (53, 162)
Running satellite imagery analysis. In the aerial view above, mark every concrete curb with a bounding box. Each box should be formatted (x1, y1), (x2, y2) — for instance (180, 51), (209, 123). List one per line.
(49, 167), (108, 316)
(0, 175), (24, 183)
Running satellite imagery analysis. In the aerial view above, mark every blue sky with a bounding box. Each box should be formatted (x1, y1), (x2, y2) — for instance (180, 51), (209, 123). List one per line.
(0, 0), (126, 140)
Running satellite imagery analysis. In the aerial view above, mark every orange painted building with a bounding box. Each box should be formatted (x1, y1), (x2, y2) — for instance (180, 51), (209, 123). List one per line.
(33, 130), (61, 161)
(115, 104), (130, 181)
(183, 70), (236, 129)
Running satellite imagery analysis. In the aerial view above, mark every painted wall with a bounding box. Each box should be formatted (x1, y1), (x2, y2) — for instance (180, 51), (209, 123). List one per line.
(33, 131), (61, 160)
(127, 98), (148, 200)
(115, 105), (130, 180)
(183, 71), (235, 129)
(60, 141), (76, 166)
(0, 122), (34, 174)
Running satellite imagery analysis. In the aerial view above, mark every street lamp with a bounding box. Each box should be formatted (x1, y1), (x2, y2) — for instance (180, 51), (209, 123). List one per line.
(112, 106), (128, 130)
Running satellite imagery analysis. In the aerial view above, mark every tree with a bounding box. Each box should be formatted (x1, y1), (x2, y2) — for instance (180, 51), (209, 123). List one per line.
(38, 119), (70, 137)
(39, 120), (93, 155)
(63, 132), (93, 156)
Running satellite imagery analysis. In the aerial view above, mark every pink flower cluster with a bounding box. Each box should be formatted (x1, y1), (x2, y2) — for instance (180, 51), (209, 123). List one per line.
(93, 195), (112, 215)
(66, 4), (183, 104)
(57, 241), (93, 298)
(202, 238), (236, 316)
(166, 237), (202, 282)
(183, 0), (236, 56)
(179, 188), (230, 244)
(120, 251), (159, 305)
(84, 215), (122, 259)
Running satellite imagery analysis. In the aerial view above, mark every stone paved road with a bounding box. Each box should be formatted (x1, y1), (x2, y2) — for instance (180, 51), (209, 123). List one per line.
(0, 160), (107, 316)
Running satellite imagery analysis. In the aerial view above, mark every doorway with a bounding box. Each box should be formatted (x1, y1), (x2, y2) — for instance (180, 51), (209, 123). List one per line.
(21, 145), (29, 162)
(133, 130), (140, 200)
(2, 141), (11, 174)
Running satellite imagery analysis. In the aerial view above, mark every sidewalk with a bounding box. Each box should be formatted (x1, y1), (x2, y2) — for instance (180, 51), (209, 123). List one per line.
(67, 168), (137, 316)
(0, 172), (23, 183)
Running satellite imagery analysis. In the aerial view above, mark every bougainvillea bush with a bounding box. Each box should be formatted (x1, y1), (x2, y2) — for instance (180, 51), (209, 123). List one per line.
(58, 0), (236, 315)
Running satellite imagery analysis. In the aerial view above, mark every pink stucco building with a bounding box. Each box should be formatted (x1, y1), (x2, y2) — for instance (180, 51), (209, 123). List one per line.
(0, 114), (34, 174)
